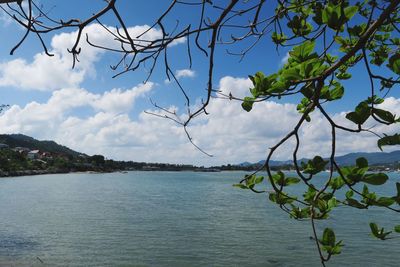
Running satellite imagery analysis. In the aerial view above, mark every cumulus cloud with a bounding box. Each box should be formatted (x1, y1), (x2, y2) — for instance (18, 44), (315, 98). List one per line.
(164, 69), (196, 84)
(0, 23), (184, 91)
(175, 69), (196, 79)
(0, 54), (86, 91)
(0, 75), (398, 166)
(0, 82), (154, 141)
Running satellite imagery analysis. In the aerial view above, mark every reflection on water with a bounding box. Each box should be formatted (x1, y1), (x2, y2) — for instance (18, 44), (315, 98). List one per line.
(0, 171), (398, 266)
(0, 234), (39, 252)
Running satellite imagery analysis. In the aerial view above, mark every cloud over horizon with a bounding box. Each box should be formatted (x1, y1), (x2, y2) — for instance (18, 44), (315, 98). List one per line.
(0, 22), (399, 166)
(0, 75), (399, 166)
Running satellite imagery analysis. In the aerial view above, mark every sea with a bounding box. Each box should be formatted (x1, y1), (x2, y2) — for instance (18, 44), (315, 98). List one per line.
(0, 171), (399, 266)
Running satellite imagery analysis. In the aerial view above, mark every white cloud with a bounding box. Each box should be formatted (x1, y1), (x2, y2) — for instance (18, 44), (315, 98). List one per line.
(164, 69), (196, 84)
(0, 23), (184, 91)
(0, 75), (399, 166)
(175, 69), (196, 79)
(0, 55), (85, 91)
(0, 82), (154, 140)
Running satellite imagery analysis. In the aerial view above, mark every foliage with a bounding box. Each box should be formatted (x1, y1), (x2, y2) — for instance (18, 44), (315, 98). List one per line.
(1, 0), (400, 266)
(234, 1), (400, 265)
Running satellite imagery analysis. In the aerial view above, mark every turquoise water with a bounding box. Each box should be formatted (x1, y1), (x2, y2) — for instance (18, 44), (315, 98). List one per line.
(0, 171), (399, 266)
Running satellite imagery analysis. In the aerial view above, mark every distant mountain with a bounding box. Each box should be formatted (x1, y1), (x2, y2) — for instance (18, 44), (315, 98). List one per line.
(0, 134), (83, 157)
(335, 151), (400, 166)
(236, 161), (253, 167)
(239, 151), (400, 167)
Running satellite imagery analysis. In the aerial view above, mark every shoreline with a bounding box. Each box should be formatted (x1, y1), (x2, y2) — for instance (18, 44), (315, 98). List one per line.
(0, 168), (256, 178)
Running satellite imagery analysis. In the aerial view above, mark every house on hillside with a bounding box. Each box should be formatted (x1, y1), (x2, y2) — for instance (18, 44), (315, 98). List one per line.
(41, 152), (53, 160)
(13, 147), (30, 154)
(27, 150), (40, 159)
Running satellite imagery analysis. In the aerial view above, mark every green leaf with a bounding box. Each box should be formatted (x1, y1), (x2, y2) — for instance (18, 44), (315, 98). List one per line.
(378, 134), (400, 151)
(346, 112), (363, 125)
(329, 85), (344, 100)
(330, 241), (343, 255)
(245, 174), (264, 187)
(294, 41), (315, 58)
(362, 184), (370, 195)
(370, 222), (392, 240)
(272, 171), (285, 186)
(321, 228), (335, 246)
(303, 156), (328, 175)
(300, 84), (314, 98)
(367, 95), (384, 105)
(347, 198), (367, 209)
(345, 190), (354, 199)
(317, 199), (328, 212)
(327, 198), (338, 209)
(285, 177), (301, 186)
(334, 36), (347, 46)
(254, 176), (264, 184)
(303, 187), (317, 203)
(348, 23), (366, 36)
(346, 101), (370, 125)
(395, 225), (400, 233)
(387, 53), (400, 75)
(268, 80), (288, 94)
(290, 41), (316, 62)
(362, 173), (388, 185)
(251, 72), (265, 86)
(330, 176), (345, 190)
(395, 183), (400, 204)
(269, 192), (294, 205)
(241, 97), (254, 112)
(336, 72), (351, 80)
(373, 109), (396, 124)
(272, 32), (287, 45)
(375, 197), (395, 207)
(370, 222), (379, 237)
(281, 68), (302, 81)
(344, 6), (358, 20)
(356, 157), (368, 168)
(290, 205), (310, 219)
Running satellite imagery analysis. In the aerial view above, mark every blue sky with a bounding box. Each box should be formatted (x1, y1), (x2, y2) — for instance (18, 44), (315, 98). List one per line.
(0, 1), (399, 166)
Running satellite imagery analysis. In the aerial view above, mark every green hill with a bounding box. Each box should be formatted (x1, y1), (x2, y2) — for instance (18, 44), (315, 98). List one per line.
(0, 134), (83, 157)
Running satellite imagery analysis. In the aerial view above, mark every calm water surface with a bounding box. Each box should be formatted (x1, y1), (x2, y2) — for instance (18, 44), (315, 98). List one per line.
(0, 171), (399, 266)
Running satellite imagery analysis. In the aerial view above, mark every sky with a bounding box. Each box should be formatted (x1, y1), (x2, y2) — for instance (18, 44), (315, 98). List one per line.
(0, 0), (399, 166)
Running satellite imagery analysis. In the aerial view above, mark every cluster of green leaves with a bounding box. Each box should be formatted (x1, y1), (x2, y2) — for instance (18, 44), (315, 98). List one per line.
(344, 96), (400, 150)
(274, 0), (358, 38)
(233, 174), (264, 190)
(236, 0), (400, 265)
(346, 96), (399, 125)
(319, 228), (343, 257)
(302, 156), (329, 175)
(235, 155), (400, 261)
(243, 39), (351, 127)
(369, 222), (400, 240)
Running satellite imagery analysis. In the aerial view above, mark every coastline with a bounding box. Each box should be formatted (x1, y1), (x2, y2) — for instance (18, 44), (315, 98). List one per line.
(0, 168), (116, 178)
(0, 168), (253, 178)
